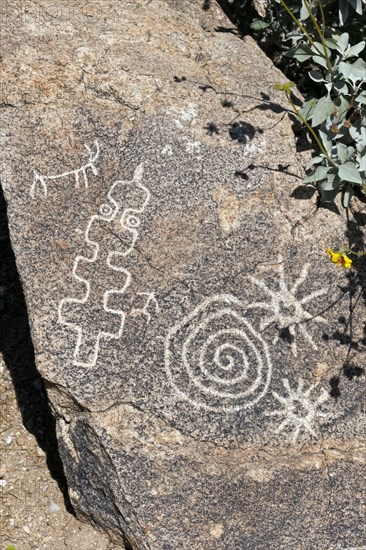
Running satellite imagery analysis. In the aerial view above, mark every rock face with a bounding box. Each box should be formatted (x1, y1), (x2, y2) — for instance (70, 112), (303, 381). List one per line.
(1, 1), (365, 548)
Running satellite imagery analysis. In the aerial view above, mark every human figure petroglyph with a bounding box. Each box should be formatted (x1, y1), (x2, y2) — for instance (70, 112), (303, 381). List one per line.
(131, 292), (160, 324)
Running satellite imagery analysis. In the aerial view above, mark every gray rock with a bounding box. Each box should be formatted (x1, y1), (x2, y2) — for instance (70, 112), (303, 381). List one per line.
(1, 1), (365, 548)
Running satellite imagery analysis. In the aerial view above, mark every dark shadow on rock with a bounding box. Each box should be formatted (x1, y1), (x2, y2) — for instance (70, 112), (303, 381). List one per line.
(318, 201), (341, 216)
(214, 25), (242, 36)
(343, 362), (364, 380)
(278, 326), (295, 346)
(234, 170), (249, 181)
(255, 102), (286, 114)
(177, 75), (289, 117)
(0, 184), (74, 515)
(204, 122), (220, 135)
(242, 162), (302, 180)
(329, 376), (341, 399)
(321, 211), (366, 398)
(229, 121), (260, 143)
(291, 186), (316, 200)
(215, 0), (252, 33)
(288, 113), (313, 153)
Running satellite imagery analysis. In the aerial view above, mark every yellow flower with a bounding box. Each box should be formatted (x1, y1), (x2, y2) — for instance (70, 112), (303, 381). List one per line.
(326, 247), (352, 268)
(341, 254), (352, 268)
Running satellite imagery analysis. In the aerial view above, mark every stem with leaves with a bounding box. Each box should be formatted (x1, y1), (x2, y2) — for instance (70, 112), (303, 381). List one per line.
(276, 83), (336, 168)
(303, 0), (333, 77)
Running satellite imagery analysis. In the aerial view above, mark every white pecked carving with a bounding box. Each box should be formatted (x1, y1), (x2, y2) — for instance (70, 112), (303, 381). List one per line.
(58, 163), (152, 367)
(165, 294), (272, 412)
(31, 140), (100, 198)
(266, 378), (329, 444)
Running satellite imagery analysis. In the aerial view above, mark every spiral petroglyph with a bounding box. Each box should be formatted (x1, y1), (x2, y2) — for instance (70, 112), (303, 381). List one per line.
(165, 294), (272, 412)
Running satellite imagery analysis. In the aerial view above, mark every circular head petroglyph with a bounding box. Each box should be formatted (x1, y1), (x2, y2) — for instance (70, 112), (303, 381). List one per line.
(122, 212), (141, 229)
(99, 203), (114, 219)
(165, 294), (272, 412)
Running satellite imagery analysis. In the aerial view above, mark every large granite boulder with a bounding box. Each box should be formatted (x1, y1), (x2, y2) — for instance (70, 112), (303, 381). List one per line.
(1, 1), (365, 548)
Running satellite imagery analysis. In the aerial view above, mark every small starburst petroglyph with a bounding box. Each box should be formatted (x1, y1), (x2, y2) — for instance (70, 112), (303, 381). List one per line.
(267, 378), (329, 444)
(248, 256), (327, 356)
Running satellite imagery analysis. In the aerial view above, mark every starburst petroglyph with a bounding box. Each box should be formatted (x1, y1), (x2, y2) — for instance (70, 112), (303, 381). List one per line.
(248, 257), (327, 356)
(268, 378), (329, 444)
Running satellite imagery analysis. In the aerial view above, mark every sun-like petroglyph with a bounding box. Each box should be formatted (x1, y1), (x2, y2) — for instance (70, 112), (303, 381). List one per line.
(30, 140), (100, 198)
(266, 378), (329, 444)
(165, 294), (272, 412)
(58, 163), (153, 367)
(247, 257), (327, 356)
(131, 292), (160, 324)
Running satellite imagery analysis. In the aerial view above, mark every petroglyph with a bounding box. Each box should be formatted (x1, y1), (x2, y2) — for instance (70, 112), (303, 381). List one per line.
(165, 294), (272, 412)
(266, 378), (329, 444)
(58, 163), (152, 367)
(131, 292), (160, 324)
(30, 140), (100, 198)
(247, 256), (327, 356)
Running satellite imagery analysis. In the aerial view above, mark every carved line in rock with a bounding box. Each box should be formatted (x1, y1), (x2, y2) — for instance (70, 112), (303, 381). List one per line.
(165, 261), (329, 416)
(58, 163), (152, 367)
(131, 292), (160, 324)
(165, 294), (273, 412)
(247, 256), (328, 357)
(30, 140), (100, 198)
(266, 378), (329, 444)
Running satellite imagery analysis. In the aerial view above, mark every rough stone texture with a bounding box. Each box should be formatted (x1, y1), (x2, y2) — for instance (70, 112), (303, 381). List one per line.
(1, 1), (365, 549)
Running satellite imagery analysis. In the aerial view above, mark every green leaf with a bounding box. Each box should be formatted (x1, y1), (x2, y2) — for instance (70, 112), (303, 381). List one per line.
(333, 95), (350, 119)
(299, 2), (310, 20)
(321, 188), (340, 202)
(356, 91), (366, 105)
(338, 0), (349, 25)
(325, 38), (339, 50)
(338, 162), (362, 183)
(309, 71), (327, 83)
(339, 59), (366, 79)
(311, 41), (330, 56)
(337, 33), (349, 54)
(349, 0), (363, 15)
(319, 172), (340, 190)
(303, 165), (329, 183)
(358, 150), (366, 173)
(250, 20), (270, 30)
(350, 125), (366, 144)
(319, 130), (333, 153)
(306, 156), (324, 169)
(310, 96), (335, 127)
(343, 185), (354, 208)
(319, 175), (341, 202)
(299, 98), (316, 121)
(333, 80), (349, 94)
(344, 41), (366, 59)
(312, 55), (328, 69)
(337, 143), (349, 164)
(286, 44), (313, 62)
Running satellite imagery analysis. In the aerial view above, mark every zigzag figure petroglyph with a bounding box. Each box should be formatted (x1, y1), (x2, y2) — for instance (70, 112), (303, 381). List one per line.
(58, 163), (151, 367)
(165, 294), (272, 412)
(30, 140), (100, 198)
(247, 256), (327, 357)
(266, 378), (329, 444)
